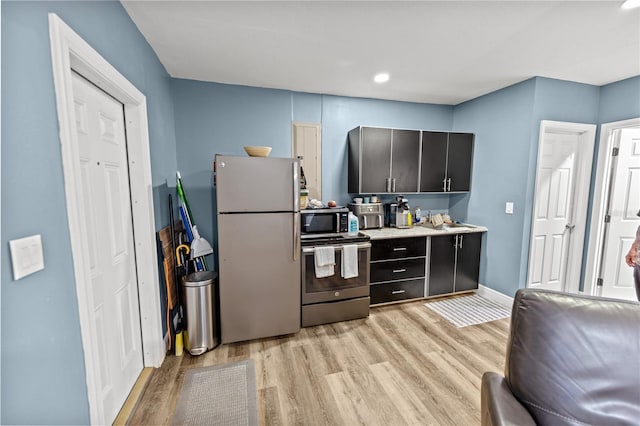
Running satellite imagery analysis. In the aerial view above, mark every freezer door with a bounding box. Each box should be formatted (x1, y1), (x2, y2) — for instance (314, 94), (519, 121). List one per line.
(218, 212), (301, 343)
(216, 155), (299, 212)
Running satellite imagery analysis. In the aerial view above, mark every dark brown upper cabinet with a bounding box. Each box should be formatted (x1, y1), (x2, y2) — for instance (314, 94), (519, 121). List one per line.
(349, 126), (474, 194)
(348, 126), (420, 194)
(421, 131), (474, 192)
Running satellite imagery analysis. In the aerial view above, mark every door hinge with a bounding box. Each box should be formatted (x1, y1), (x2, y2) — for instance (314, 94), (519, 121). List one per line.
(604, 214), (611, 223)
(597, 278), (603, 287)
(612, 147), (619, 157)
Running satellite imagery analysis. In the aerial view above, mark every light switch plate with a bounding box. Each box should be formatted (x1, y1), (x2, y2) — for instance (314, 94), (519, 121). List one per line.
(9, 234), (45, 280)
(505, 202), (514, 214)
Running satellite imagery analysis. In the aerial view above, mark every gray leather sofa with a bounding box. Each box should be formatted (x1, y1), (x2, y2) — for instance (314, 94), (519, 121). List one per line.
(481, 289), (640, 426)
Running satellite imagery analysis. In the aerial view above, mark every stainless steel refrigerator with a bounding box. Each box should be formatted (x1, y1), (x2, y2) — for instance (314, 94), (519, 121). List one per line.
(215, 155), (301, 343)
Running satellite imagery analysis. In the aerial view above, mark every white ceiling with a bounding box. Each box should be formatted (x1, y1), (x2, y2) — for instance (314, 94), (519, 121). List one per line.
(121, 1), (640, 105)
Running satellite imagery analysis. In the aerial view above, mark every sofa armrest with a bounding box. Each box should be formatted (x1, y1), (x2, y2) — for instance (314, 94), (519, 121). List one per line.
(481, 372), (536, 426)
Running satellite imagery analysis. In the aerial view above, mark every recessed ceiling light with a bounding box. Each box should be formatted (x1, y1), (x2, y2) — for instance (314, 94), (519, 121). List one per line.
(374, 73), (390, 83)
(621, 0), (640, 9)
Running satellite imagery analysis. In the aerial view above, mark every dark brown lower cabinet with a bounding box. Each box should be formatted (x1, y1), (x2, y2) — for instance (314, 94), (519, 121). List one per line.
(370, 279), (424, 304)
(370, 258), (425, 283)
(369, 233), (482, 305)
(455, 232), (482, 292)
(428, 233), (482, 296)
(370, 237), (427, 305)
(428, 235), (456, 296)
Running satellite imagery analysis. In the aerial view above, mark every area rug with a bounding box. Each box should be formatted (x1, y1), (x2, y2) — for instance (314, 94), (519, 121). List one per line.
(424, 294), (511, 327)
(171, 359), (258, 426)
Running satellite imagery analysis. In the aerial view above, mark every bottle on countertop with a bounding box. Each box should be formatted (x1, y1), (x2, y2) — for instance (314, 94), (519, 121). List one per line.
(348, 212), (359, 236)
(414, 207), (421, 224)
(299, 189), (309, 209)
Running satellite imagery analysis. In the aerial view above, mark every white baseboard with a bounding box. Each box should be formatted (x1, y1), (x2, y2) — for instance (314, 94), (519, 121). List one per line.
(476, 284), (514, 309)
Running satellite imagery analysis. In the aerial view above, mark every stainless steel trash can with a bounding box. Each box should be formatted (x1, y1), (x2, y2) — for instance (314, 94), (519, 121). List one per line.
(181, 271), (218, 355)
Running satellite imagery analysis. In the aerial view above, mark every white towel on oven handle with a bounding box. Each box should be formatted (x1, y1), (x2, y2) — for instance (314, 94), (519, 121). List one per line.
(341, 244), (359, 279)
(314, 246), (335, 278)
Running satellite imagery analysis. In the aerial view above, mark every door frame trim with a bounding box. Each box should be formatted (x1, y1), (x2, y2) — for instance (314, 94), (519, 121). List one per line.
(49, 13), (164, 424)
(584, 117), (640, 296)
(526, 120), (596, 293)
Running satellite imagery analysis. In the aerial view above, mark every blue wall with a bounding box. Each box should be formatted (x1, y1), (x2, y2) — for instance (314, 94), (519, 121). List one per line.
(319, 95), (453, 208)
(172, 79), (293, 270)
(1, 2), (177, 424)
(524, 78), (601, 289)
(598, 76), (640, 124)
(451, 79), (537, 297)
(452, 77), (603, 297)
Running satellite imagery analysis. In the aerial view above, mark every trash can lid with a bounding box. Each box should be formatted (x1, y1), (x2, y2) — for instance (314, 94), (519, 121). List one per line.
(182, 271), (217, 287)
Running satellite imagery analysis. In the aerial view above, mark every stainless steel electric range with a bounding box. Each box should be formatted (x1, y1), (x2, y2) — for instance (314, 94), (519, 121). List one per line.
(300, 233), (371, 327)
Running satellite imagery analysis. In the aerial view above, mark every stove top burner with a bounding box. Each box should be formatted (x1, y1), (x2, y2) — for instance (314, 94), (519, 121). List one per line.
(300, 232), (370, 246)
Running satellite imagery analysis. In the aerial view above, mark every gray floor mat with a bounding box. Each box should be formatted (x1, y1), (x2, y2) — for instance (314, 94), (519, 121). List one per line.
(172, 359), (258, 426)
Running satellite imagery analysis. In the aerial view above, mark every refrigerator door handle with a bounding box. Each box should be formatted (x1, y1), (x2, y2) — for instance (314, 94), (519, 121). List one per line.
(293, 159), (300, 260)
(293, 213), (300, 261)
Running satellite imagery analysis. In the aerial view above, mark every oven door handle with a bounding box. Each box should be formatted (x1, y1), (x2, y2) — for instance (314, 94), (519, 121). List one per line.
(302, 242), (371, 253)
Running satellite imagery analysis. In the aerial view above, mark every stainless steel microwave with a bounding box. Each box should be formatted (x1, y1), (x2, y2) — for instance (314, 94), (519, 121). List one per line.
(300, 208), (349, 238)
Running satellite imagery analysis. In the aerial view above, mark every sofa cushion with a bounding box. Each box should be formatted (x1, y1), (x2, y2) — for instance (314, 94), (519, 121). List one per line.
(505, 289), (640, 425)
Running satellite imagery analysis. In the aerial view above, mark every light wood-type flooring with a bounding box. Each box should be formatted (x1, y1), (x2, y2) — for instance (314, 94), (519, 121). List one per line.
(128, 297), (510, 425)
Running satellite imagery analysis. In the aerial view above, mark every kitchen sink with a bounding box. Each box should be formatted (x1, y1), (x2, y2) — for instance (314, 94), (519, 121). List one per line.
(420, 222), (478, 231)
(443, 222), (477, 229)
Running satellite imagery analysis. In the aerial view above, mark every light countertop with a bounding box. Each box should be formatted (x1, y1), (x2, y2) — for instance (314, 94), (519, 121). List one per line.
(361, 223), (487, 240)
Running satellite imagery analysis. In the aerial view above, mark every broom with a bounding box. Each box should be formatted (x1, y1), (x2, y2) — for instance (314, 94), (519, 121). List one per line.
(176, 171), (213, 270)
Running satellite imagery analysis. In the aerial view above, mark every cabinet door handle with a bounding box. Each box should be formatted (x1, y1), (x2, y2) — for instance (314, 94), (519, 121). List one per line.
(385, 177), (391, 192)
(392, 178), (396, 192)
(392, 247), (407, 251)
(391, 290), (406, 295)
(447, 177), (452, 192)
(392, 268), (407, 273)
(442, 178), (447, 192)
(459, 234), (463, 249)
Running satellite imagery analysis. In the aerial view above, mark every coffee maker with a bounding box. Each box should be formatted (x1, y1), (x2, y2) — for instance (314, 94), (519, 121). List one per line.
(383, 202), (397, 227)
(384, 196), (411, 228)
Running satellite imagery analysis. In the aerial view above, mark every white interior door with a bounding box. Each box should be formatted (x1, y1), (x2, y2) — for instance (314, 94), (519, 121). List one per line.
(72, 71), (143, 424)
(293, 122), (322, 200)
(527, 122), (596, 293)
(599, 127), (640, 300)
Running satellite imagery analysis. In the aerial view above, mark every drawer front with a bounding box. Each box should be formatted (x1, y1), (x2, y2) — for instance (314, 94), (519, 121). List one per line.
(371, 279), (425, 305)
(371, 237), (426, 261)
(371, 258), (425, 283)
(302, 297), (370, 327)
